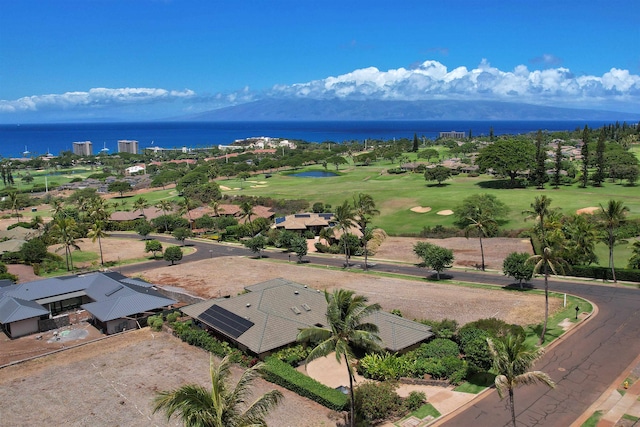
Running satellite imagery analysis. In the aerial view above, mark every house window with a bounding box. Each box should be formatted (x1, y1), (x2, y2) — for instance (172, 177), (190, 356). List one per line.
(49, 297), (84, 316)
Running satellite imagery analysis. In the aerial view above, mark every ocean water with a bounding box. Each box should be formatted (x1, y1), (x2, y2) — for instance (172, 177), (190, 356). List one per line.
(0, 120), (606, 159)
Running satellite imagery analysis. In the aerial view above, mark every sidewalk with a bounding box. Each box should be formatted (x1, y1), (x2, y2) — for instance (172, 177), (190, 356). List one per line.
(572, 352), (640, 427)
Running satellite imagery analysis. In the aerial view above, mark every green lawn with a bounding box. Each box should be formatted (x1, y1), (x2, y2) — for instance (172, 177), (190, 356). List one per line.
(395, 403), (441, 426)
(221, 162), (640, 237)
(580, 410), (603, 427)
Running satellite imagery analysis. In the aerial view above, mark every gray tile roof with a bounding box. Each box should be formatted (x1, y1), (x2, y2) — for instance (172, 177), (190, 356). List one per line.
(182, 278), (433, 355)
(0, 297), (49, 323)
(0, 272), (175, 325)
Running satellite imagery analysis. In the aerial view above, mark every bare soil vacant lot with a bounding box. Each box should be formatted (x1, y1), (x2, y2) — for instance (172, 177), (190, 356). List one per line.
(0, 329), (339, 427)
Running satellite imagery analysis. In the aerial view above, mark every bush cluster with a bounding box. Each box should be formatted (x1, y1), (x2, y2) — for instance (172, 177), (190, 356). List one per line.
(261, 357), (348, 411)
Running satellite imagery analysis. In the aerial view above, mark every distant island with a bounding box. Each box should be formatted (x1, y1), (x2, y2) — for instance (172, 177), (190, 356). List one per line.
(178, 99), (640, 122)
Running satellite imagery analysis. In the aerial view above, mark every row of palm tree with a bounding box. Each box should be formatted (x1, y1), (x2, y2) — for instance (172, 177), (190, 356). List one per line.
(332, 193), (380, 270)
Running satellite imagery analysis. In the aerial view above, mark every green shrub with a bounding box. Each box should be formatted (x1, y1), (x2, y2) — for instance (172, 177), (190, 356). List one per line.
(261, 357), (348, 411)
(358, 352), (411, 381)
(271, 344), (310, 366)
(462, 318), (524, 339)
(419, 318), (458, 339)
(403, 391), (427, 412)
(415, 339), (460, 359)
(147, 315), (164, 331)
(355, 381), (402, 424)
(570, 265), (640, 282)
(166, 311), (180, 323)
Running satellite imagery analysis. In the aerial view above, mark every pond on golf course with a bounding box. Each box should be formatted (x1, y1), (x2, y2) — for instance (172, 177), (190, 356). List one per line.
(290, 171), (339, 178)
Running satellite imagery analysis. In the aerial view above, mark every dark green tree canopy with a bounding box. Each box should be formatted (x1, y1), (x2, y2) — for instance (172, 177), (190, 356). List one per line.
(475, 139), (535, 184)
(424, 165), (452, 185)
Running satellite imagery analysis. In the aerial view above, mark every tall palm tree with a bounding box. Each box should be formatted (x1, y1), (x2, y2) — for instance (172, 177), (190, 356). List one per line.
(523, 195), (553, 244)
(133, 196), (150, 219)
(464, 208), (497, 271)
(334, 200), (357, 268)
(239, 201), (255, 235)
(87, 220), (108, 266)
(88, 197), (111, 222)
(488, 334), (555, 427)
(353, 193), (379, 271)
(528, 246), (566, 345)
(153, 355), (283, 427)
(50, 216), (81, 271)
(297, 289), (382, 427)
(155, 200), (174, 232)
(598, 199), (629, 283)
(178, 195), (198, 229)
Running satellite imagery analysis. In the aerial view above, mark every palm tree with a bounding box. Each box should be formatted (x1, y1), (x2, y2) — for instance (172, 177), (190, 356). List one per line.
(464, 208), (497, 271)
(598, 199), (629, 283)
(488, 334), (555, 427)
(239, 201), (255, 235)
(87, 220), (108, 266)
(88, 197), (111, 222)
(153, 355), (283, 427)
(8, 191), (20, 221)
(528, 246), (566, 345)
(50, 216), (82, 271)
(334, 200), (357, 268)
(523, 195), (553, 244)
(178, 195), (198, 229)
(133, 196), (150, 219)
(155, 200), (174, 232)
(297, 289), (382, 427)
(353, 193), (379, 271)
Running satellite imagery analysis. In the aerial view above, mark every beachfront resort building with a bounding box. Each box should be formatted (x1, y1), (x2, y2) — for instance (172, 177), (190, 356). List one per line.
(118, 140), (139, 154)
(72, 141), (93, 156)
(439, 131), (466, 139)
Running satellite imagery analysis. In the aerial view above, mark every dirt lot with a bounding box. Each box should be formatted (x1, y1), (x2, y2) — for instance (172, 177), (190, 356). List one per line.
(0, 329), (340, 427)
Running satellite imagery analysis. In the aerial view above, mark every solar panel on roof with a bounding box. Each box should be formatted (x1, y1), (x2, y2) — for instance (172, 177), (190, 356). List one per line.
(275, 217), (285, 224)
(319, 213), (333, 219)
(294, 214), (310, 218)
(197, 305), (254, 338)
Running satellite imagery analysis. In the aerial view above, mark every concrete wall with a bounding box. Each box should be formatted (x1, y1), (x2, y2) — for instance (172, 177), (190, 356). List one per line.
(8, 318), (39, 338)
(105, 318), (137, 335)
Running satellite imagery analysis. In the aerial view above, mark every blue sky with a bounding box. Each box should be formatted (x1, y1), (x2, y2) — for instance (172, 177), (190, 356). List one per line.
(1, 0), (639, 122)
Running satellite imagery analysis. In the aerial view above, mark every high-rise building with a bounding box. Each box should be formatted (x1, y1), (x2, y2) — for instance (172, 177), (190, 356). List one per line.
(72, 141), (93, 156)
(118, 140), (139, 154)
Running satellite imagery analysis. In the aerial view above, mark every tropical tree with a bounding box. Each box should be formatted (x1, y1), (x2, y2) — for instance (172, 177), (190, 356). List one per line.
(290, 235), (308, 263)
(334, 200), (357, 268)
(50, 216), (82, 271)
(153, 355), (283, 427)
(424, 165), (452, 186)
(155, 200), (175, 232)
(145, 239), (163, 259)
(297, 289), (382, 427)
(239, 201), (255, 235)
(133, 196), (150, 218)
(597, 199), (629, 283)
(243, 235), (267, 258)
(173, 227), (193, 246)
(523, 195), (554, 244)
(108, 180), (132, 197)
(352, 193), (379, 270)
(502, 252), (534, 288)
(527, 246), (566, 345)
(628, 240), (640, 269)
(487, 334), (555, 427)
(164, 246), (183, 265)
(475, 138), (536, 185)
(87, 220), (108, 265)
(178, 195), (198, 229)
(413, 241), (454, 280)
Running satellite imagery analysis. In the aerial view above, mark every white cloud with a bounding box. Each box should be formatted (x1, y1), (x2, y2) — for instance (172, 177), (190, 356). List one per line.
(269, 60), (640, 110)
(0, 87), (195, 113)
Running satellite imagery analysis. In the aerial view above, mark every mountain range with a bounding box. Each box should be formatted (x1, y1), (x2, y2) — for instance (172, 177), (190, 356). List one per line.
(180, 99), (640, 122)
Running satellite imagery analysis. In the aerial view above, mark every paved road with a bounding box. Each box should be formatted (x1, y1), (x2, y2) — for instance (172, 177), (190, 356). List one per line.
(112, 234), (640, 426)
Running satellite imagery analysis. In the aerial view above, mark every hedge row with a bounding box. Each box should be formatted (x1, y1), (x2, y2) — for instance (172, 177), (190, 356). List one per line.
(261, 357), (348, 411)
(570, 265), (640, 283)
